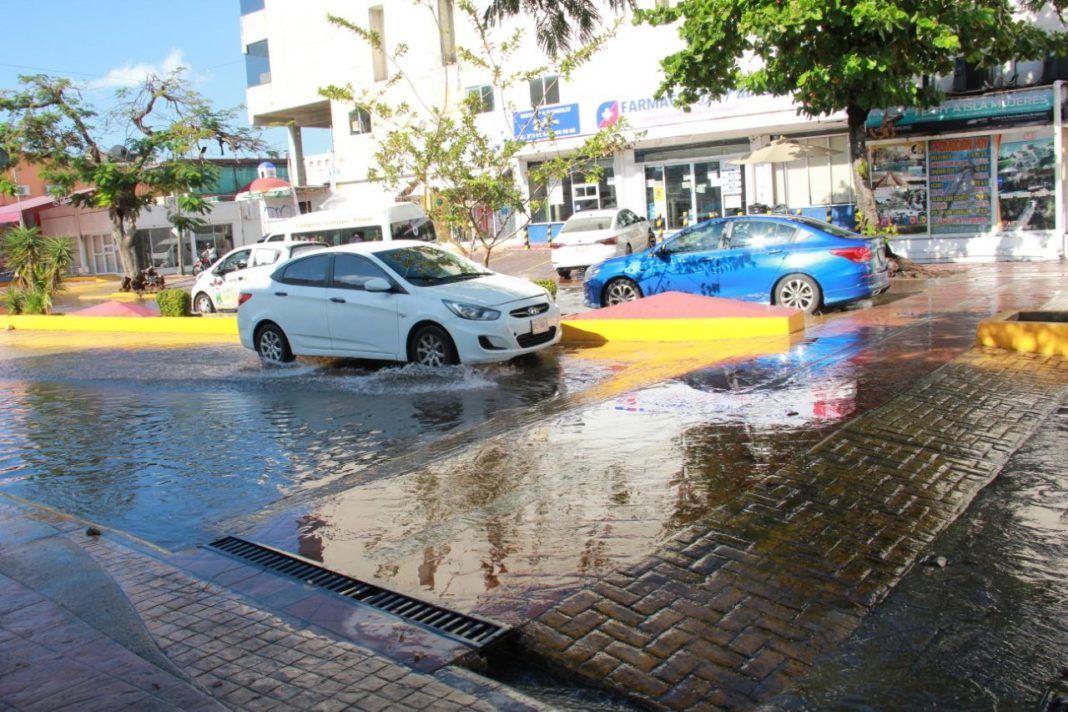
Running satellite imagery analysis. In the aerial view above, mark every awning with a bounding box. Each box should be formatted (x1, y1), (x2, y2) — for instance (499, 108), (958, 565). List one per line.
(0, 195), (59, 224)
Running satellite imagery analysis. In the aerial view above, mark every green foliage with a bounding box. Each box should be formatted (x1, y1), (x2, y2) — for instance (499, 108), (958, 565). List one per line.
(325, 1), (637, 265)
(532, 278), (557, 300)
(0, 226), (73, 314)
(0, 72), (263, 277)
(481, 0), (635, 57)
(155, 288), (191, 317)
(3, 286), (24, 315)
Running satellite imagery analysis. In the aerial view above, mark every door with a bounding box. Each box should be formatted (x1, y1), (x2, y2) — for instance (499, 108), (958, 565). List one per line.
(270, 254), (332, 351)
(716, 219), (798, 302)
(326, 254), (401, 357)
(637, 221), (726, 297)
(211, 248), (252, 309)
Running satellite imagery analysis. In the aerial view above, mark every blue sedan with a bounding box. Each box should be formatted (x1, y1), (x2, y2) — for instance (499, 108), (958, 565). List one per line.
(583, 215), (890, 314)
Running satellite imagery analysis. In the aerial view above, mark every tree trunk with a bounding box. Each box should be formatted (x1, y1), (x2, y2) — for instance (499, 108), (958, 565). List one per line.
(846, 104), (878, 229)
(111, 214), (138, 278)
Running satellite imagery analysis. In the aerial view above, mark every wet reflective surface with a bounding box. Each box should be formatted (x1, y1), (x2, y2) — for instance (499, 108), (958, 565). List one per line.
(773, 403), (1068, 710)
(1, 263), (1066, 705)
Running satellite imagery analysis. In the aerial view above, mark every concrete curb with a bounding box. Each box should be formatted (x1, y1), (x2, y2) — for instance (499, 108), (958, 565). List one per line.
(977, 309), (1068, 356)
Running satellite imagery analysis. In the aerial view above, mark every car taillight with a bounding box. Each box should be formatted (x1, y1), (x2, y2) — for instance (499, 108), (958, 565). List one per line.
(549, 242), (562, 249)
(596, 236), (619, 245)
(237, 292), (253, 307)
(830, 246), (871, 263)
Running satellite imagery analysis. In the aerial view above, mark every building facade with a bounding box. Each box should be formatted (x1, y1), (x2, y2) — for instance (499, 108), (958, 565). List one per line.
(240, 0), (1068, 262)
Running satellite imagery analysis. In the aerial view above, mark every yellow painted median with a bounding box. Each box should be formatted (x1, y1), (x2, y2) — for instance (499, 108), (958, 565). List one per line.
(562, 292), (804, 344)
(0, 313), (238, 336)
(977, 311), (1068, 356)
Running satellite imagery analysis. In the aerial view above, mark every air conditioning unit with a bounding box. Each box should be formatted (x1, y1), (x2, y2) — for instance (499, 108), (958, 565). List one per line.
(14, 185), (30, 197)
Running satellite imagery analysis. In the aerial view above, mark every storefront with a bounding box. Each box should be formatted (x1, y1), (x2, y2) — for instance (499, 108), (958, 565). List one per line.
(772, 84), (1066, 261)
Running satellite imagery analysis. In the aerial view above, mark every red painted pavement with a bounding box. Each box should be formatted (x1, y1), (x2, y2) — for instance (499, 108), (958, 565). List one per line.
(71, 300), (161, 317)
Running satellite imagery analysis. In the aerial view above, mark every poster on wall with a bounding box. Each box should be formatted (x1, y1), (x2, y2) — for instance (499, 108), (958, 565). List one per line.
(996, 135), (1055, 230)
(928, 137), (992, 234)
(869, 142), (928, 234)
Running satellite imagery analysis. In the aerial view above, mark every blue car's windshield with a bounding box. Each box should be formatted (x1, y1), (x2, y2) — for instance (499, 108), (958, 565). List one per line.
(377, 245), (492, 286)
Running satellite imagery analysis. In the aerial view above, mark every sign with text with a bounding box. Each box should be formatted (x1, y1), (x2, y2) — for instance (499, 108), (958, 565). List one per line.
(929, 137), (992, 234)
(513, 103), (581, 141)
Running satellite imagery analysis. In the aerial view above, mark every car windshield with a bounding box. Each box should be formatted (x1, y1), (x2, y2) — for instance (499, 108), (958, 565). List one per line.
(377, 245), (492, 286)
(562, 216), (612, 232)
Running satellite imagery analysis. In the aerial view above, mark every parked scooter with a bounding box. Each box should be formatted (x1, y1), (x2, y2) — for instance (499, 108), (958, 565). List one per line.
(191, 247), (218, 276)
(120, 266), (166, 295)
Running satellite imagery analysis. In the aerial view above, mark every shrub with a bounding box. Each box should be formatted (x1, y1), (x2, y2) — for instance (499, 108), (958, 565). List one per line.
(532, 278), (557, 300)
(3, 286), (24, 315)
(156, 289), (191, 317)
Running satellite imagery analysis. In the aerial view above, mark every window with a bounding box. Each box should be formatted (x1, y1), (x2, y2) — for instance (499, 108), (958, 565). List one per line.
(529, 75), (559, 107)
(217, 249), (251, 274)
(244, 40), (271, 87)
(390, 217), (437, 241)
(727, 220), (796, 249)
(240, 0), (265, 14)
(349, 107), (372, 135)
(438, 0), (456, 64)
(332, 254), (391, 289)
(466, 85), (494, 113)
(667, 222), (725, 253)
(250, 247), (282, 267)
(279, 255), (331, 286)
(369, 7), (387, 82)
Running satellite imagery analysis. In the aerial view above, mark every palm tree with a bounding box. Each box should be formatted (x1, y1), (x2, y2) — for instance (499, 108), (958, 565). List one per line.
(0, 226), (74, 314)
(482, 0), (634, 56)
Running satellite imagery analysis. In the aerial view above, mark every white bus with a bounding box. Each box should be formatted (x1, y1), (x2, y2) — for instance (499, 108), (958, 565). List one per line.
(262, 202), (436, 245)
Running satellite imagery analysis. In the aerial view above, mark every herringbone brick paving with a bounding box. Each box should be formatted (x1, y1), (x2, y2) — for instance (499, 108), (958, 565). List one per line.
(521, 348), (1068, 710)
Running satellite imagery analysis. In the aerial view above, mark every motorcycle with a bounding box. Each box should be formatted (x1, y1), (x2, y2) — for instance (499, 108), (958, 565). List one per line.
(120, 266), (166, 295)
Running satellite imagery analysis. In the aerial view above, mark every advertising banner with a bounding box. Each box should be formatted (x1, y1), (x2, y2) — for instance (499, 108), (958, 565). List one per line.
(928, 137), (992, 234)
(867, 88), (1054, 137)
(869, 142), (928, 234)
(996, 135), (1055, 230)
(513, 103), (581, 141)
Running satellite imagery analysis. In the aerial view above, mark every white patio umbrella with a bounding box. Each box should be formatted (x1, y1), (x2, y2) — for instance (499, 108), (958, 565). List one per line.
(732, 136), (841, 164)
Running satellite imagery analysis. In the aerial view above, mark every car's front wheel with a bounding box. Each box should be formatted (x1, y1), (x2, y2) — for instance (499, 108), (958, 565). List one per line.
(603, 278), (643, 306)
(255, 323), (294, 364)
(774, 273), (822, 314)
(409, 324), (458, 367)
(193, 292), (214, 314)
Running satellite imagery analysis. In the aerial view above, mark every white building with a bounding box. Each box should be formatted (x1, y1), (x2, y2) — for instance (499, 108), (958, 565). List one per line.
(240, 0), (1068, 261)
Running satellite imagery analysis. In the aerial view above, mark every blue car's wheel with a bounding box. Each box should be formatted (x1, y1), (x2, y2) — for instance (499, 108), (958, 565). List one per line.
(603, 278), (642, 306)
(775, 273), (821, 314)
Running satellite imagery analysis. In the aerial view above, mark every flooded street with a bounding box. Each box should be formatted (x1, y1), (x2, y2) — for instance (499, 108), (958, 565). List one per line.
(0, 262), (1066, 707)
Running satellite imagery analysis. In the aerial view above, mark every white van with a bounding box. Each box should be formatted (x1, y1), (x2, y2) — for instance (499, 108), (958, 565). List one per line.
(262, 202), (437, 246)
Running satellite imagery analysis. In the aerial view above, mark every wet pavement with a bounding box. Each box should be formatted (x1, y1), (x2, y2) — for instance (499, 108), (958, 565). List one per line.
(0, 254), (1067, 710)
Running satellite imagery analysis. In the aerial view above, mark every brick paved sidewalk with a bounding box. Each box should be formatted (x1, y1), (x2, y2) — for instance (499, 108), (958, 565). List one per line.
(521, 347), (1068, 710)
(0, 502), (545, 711)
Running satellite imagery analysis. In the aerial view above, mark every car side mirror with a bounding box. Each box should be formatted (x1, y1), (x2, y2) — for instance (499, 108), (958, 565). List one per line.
(655, 245), (671, 260)
(365, 277), (392, 292)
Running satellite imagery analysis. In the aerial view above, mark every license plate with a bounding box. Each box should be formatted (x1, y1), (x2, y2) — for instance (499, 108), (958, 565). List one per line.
(530, 315), (550, 334)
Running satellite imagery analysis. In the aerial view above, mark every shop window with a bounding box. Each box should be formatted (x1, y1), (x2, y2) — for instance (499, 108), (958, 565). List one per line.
(529, 75), (559, 107)
(528, 159), (613, 223)
(370, 7), (387, 82)
(665, 164), (693, 229)
(466, 85), (494, 113)
(350, 107), (372, 135)
(244, 40), (271, 87)
(830, 135), (853, 204)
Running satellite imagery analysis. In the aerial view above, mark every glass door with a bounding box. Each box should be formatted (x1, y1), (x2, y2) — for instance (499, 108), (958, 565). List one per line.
(665, 164), (694, 229)
(694, 161), (723, 221)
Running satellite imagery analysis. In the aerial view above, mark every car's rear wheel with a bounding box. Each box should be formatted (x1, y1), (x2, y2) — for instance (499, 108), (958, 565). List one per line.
(647, 230), (656, 249)
(409, 324), (458, 367)
(255, 323), (294, 364)
(603, 278), (642, 306)
(556, 268), (571, 279)
(774, 273), (822, 314)
(193, 292), (214, 314)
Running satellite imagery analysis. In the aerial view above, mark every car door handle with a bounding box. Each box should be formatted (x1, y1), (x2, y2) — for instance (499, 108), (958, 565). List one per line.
(767, 249), (785, 255)
(330, 297), (346, 303)
(274, 291), (288, 297)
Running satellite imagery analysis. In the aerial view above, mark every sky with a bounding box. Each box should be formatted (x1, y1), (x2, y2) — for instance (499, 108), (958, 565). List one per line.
(0, 0), (291, 155)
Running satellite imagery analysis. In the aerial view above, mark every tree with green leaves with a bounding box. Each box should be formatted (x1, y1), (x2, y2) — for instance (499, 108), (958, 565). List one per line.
(636, 0), (1056, 227)
(322, 0), (636, 266)
(0, 72), (263, 278)
(1, 225), (74, 314)
(482, 0), (634, 56)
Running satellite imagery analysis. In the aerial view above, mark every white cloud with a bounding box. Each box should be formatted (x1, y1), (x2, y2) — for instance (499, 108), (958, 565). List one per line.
(88, 49), (190, 90)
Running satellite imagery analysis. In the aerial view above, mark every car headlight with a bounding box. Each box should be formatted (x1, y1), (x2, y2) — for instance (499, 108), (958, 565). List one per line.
(584, 264), (601, 280)
(443, 299), (501, 321)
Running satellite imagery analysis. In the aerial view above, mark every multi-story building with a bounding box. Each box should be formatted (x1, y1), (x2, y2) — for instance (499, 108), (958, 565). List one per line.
(241, 0), (1068, 261)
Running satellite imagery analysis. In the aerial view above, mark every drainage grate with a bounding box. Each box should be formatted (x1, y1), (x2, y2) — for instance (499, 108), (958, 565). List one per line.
(206, 536), (508, 649)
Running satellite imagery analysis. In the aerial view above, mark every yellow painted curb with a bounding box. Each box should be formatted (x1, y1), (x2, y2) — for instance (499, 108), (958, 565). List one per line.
(0, 314), (238, 336)
(561, 313), (805, 343)
(977, 310), (1068, 356)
